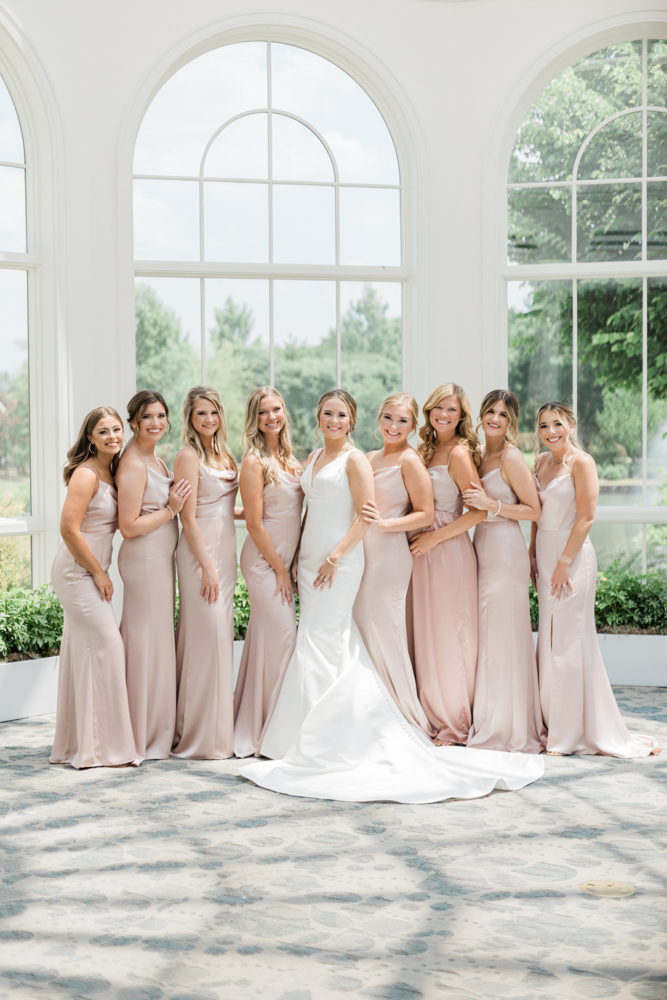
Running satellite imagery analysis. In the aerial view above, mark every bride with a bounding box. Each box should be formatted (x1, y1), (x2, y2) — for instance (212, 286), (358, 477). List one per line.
(239, 390), (544, 803)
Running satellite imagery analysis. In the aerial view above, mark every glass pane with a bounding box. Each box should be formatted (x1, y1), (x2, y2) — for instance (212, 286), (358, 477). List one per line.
(134, 42), (267, 176)
(339, 187), (400, 266)
(577, 279), (643, 504)
(509, 42), (642, 183)
(271, 114), (334, 181)
(648, 40), (667, 109)
(647, 112), (667, 178)
(507, 187), (571, 264)
(0, 534), (31, 591)
(577, 113), (642, 179)
(647, 181), (667, 260)
(205, 278), (270, 457)
(647, 278), (667, 513)
(204, 182), (268, 263)
(507, 281), (572, 436)
(576, 183), (641, 261)
(271, 43), (399, 185)
(134, 278), (201, 469)
(590, 521), (642, 572)
(0, 166), (26, 252)
(340, 283), (401, 454)
(0, 74), (24, 164)
(133, 179), (199, 261)
(204, 113), (268, 179)
(273, 280), (336, 460)
(272, 185), (334, 265)
(0, 269), (29, 516)
(647, 523), (667, 573)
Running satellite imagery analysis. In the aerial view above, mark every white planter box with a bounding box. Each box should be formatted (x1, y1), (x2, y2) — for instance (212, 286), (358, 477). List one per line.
(0, 656), (60, 723)
(532, 632), (666, 687)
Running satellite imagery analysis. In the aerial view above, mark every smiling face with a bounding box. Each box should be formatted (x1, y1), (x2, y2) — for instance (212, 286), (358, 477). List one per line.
(482, 401), (510, 441)
(258, 395), (285, 439)
(429, 395), (461, 441)
(191, 398), (221, 441)
(319, 397), (351, 442)
(379, 403), (414, 447)
(89, 414), (124, 457)
(539, 410), (572, 453)
(132, 401), (168, 446)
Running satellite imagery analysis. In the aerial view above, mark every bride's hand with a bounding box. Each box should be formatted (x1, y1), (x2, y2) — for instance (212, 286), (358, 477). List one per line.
(313, 556), (338, 590)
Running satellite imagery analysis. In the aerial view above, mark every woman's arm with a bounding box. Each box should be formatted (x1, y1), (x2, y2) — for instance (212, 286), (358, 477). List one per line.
(60, 467), (113, 601)
(362, 451), (434, 532)
(117, 459), (191, 539)
(549, 453), (598, 600)
(409, 445), (486, 556)
(240, 455), (293, 606)
(175, 449), (219, 605)
(462, 449), (541, 522)
(313, 451), (374, 590)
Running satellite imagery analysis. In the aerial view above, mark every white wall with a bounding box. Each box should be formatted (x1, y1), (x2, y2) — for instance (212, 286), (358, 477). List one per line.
(0, 0), (664, 579)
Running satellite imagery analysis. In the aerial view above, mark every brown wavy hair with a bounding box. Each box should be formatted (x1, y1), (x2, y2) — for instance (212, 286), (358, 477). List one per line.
(126, 389), (171, 435)
(242, 386), (301, 487)
(315, 390), (357, 445)
(63, 407), (124, 485)
(181, 386), (237, 472)
(477, 389), (520, 446)
(418, 383), (480, 467)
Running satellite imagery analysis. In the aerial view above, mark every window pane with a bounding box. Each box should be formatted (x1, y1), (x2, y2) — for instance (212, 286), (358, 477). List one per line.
(647, 112), (667, 178)
(577, 113), (642, 179)
(647, 181), (667, 260)
(204, 182), (268, 263)
(647, 278), (667, 514)
(339, 187), (400, 266)
(134, 179), (199, 260)
(0, 534), (31, 591)
(0, 166), (26, 252)
(576, 183), (641, 261)
(205, 279), (270, 456)
(507, 187), (571, 264)
(0, 74), (24, 164)
(340, 282), (401, 454)
(648, 40), (667, 109)
(134, 278), (201, 468)
(590, 521), (642, 572)
(204, 113), (268, 179)
(271, 114), (334, 181)
(507, 281), (572, 434)
(272, 185), (334, 265)
(577, 279), (643, 504)
(273, 280), (336, 459)
(271, 43), (399, 185)
(134, 42), (267, 176)
(0, 269), (29, 517)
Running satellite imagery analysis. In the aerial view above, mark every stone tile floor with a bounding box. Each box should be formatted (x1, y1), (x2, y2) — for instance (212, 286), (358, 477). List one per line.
(0, 686), (665, 1000)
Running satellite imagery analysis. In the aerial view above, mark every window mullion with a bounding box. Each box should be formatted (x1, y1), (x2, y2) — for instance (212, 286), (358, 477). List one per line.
(336, 281), (341, 389)
(269, 278), (274, 387)
(200, 277), (206, 384)
(572, 279), (577, 419)
(267, 42), (273, 267)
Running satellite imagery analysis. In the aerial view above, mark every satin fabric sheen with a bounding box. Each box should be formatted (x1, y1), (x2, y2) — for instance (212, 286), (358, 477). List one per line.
(353, 465), (434, 736)
(410, 466), (478, 743)
(50, 478), (136, 769)
(240, 450), (544, 803)
(172, 464), (238, 759)
(233, 469), (304, 758)
(118, 464), (178, 761)
(467, 462), (546, 753)
(535, 473), (657, 757)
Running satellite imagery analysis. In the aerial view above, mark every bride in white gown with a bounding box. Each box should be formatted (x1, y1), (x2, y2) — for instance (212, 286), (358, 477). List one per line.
(239, 391), (544, 803)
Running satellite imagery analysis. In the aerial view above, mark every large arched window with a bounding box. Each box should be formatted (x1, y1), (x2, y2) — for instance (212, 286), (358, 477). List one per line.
(133, 41), (402, 459)
(506, 38), (667, 571)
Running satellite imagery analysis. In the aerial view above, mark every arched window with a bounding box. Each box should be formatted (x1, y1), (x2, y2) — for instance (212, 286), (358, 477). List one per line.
(506, 38), (667, 571)
(133, 41), (402, 459)
(0, 70), (31, 589)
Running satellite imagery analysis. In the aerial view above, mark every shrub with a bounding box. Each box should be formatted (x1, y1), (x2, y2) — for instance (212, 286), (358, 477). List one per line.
(0, 585), (64, 660)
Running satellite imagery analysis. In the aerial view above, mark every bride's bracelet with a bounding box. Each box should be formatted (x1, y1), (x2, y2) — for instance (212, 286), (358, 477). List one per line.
(326, 555), (339, 567)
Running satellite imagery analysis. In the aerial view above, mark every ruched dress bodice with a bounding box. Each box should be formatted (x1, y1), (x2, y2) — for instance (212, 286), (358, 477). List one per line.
(194, 465), (238, 518)
(430, 465), (463, 516)
(140, 464), (173, 512)
(60, 479), (118, 579)
(535, 473), (577, 534)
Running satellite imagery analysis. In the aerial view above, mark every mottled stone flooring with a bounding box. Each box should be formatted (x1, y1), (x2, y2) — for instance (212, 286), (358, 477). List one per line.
(0, 687), (665, 1000)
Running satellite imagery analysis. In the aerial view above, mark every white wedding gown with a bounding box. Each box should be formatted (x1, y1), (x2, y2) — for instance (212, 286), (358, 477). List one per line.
(239, 449), (544, 803)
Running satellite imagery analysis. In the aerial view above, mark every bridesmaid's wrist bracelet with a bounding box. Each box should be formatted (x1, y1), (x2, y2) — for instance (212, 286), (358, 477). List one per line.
(495, 499), (502, 516)
(166, 505), (176, 519)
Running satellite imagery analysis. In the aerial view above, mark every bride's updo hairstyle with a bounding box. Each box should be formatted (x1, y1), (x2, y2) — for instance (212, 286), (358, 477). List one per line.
(182, 385), (237, 473)
(375, 392), (419, 438)
(63, 406), (124, 485)
(418, 383), (481, 467)
(315, 389), (357, 444)
(534, 400), (582, 463)
(243, 385), (301, 487)
(476, 389), (520, 445)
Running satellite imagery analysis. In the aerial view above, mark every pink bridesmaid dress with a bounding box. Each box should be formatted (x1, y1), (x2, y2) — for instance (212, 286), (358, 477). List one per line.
(233, 469), (304, 758)
(118, 462), (178, 761)
(410, 466), (478, 744)
(467, 455), (546, 753)
(353, 467), (434, 736)
(50, 476), (136, 768)
(535, 471), (658, 756)
(172, 464), (238, 759)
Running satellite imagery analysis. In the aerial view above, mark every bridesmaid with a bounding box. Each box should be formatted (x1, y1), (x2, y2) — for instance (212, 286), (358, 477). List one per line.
(530, 401), (659, 757)
(462, 390), (546, 753)
(409, 383), (485, 746)
(117, 391), (191, 761)
(172, 386), (242, 759)
(50, 408), (136, 769)
(234, 387), (304, 758)
(355, 393), (435, 736)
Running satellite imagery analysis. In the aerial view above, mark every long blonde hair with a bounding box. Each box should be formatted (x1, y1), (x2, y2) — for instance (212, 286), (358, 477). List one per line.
(418, 383), (481, 467)
(63, 407), (124, 485)
(181, 386), (237, 472)
(534, 400), (582, 465)
(476, 389), (520, 446)
(242, 386), (301, 487)
(315, 390), (357, 445)
(375, 392), (419, 440)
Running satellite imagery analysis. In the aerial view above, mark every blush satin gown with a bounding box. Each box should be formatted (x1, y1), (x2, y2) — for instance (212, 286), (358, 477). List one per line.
(234, 469), (303, 758)
(172, 464), (238, 759)
(467, 455), (546, 753)
(50, 475), (136, 768)
(410, 465), (478, 744)
(118, 462), (178, 761)
(535, 470), (658, 757)
(353, 465), (433, 736)
(239, 449), (544, 803)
